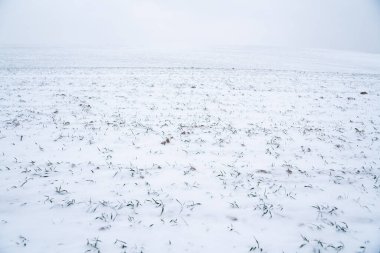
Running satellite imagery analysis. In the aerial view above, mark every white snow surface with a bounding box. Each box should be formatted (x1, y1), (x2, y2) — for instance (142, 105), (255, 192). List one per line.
(0, 47), (380, 253)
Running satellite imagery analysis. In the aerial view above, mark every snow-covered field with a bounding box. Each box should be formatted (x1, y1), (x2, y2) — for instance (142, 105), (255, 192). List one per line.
(0, 48), (380, 253)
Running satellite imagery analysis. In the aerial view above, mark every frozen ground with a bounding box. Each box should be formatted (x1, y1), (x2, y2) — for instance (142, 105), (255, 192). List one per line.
(0, 47), (380, 253)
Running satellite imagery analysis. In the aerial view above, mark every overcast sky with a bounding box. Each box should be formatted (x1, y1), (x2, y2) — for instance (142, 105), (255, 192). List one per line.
(0, 0), (379, 53)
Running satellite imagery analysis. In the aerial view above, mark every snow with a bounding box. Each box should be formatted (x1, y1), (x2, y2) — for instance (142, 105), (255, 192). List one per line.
(0, 47), (379, 253)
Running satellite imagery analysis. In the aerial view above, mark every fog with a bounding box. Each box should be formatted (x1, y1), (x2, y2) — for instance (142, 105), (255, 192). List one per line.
(0, 0), (379, 53)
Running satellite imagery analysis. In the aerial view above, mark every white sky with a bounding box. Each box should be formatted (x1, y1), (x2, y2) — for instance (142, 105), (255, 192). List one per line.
(0, 0), (379, 52)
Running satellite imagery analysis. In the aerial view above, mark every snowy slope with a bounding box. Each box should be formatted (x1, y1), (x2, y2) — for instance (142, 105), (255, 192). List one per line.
(0, 48), (379, 253)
